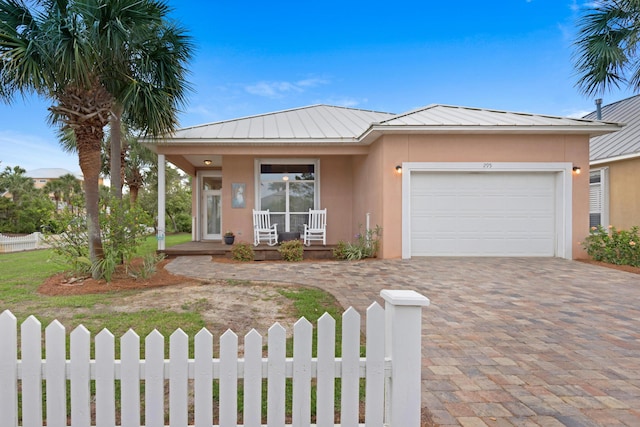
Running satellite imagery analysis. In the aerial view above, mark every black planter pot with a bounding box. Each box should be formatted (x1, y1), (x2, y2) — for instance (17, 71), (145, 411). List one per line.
(224, 236), (235, 245)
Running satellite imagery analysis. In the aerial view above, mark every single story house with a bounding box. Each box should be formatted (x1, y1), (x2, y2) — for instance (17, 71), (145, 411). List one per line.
(146, 104), (621, 259)
(584, 96), (640, 230)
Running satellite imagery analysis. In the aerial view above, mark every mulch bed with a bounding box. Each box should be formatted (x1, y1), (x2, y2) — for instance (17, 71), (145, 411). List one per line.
(576, 258), (640, 274)
(38, 259), (201, 296)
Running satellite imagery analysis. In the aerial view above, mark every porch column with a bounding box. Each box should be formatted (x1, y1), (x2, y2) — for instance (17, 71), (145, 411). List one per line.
(157, 154), (166, 251)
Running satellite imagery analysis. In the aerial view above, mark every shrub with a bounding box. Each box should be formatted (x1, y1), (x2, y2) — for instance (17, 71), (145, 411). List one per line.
(333, 240), (348, 260)
(231, 242), (255, 261)
(334, 225), (382, 261)
(43, 210), (91, 275)
(582, 225), (640, 267)
(278, 239), (304, 262)
(43, 197), (154, 281)
(131, 253), (166, 279)
(100, 198), (153, 275)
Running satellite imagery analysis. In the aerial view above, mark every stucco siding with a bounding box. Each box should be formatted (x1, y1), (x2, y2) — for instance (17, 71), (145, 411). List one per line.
(221, 156), (254, 241)
(319, 156), (353, 244)
(370, 134), (590, 259)
(601, 158), (640, 229)
(210, 155), (356, 245)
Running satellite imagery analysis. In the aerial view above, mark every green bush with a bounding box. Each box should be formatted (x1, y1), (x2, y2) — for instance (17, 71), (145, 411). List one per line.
(43, 197), (153, 281)
(173, 212), (192, 233)
(333, 240), (348, 260)
(43, 210), (91, 275)
(278, 239), (304, 262)
(231, 242), (255, 261)
(582, 225), (640, 266)
(334, 225), (382, 261)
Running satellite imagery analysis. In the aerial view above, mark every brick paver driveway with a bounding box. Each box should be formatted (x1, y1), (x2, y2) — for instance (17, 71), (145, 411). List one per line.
(167, 256), (640, 426)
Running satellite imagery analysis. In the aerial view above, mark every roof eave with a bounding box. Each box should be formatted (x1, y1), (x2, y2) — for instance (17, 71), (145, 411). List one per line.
(144, 137), (361, 146)
(590, 151), (640, 165)
(357, 124), (623, 143)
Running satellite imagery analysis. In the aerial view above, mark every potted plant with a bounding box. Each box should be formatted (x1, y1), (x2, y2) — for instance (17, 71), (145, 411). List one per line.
(223, 231), (235, 245)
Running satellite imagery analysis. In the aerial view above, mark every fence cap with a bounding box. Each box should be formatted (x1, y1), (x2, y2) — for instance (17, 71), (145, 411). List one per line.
(380, 290), (430, 307)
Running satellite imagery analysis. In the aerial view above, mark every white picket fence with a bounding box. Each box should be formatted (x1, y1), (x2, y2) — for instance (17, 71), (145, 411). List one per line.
(0, 289), (429, 427)
(0, 232), (44, 253)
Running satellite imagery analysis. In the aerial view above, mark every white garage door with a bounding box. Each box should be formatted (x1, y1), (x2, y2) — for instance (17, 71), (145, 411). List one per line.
(410, 172), (557, 256)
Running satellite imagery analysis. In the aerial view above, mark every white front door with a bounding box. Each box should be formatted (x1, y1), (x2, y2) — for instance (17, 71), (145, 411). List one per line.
(201, 174), (222, 240)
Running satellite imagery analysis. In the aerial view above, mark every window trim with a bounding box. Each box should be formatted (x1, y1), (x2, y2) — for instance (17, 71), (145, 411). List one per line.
(589, 167), (609, 228)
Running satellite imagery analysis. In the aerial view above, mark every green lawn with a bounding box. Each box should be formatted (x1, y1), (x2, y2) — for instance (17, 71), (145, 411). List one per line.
(0, 232), (356, 422)
(0, 232), (345, 356)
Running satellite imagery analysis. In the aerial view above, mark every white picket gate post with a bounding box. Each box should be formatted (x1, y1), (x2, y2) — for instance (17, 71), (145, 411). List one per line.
(381, 289), (430, 427)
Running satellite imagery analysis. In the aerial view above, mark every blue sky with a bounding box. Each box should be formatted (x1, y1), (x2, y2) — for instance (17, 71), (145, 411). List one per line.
(1, 0), (637, 173)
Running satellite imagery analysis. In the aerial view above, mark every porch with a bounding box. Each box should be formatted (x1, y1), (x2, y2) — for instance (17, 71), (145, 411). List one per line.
(160, 241), (336, 260)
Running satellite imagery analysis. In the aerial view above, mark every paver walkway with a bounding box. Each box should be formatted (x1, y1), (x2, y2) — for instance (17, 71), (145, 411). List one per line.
(166, 256), (640, 426)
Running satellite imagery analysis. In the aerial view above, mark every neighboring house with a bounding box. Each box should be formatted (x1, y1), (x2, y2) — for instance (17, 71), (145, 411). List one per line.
(26, 168), (85, 210)
(146, 104), (621, 259)
(584, 96), (640, 230)
(26, 168), (83, 190)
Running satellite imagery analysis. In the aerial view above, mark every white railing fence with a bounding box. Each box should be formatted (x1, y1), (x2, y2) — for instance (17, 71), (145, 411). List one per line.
(0, 289), (429, 427)
(0, 232), (44, 253)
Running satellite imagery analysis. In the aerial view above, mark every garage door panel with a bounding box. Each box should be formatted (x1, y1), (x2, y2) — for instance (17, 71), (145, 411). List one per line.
(410, 171), (557, 256)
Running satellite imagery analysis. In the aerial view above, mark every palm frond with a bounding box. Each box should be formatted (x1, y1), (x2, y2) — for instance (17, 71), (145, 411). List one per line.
(574, 0), (640, 95)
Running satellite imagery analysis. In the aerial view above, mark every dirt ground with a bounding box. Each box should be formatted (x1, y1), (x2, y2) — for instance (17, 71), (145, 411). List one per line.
(38, 258), (301, 337)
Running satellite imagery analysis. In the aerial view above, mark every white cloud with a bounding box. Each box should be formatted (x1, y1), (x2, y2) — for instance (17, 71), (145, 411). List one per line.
(245, 78), (330, 99)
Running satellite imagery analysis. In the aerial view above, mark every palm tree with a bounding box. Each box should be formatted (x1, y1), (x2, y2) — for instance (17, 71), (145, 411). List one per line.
(574, 0), (640, 95)
(0, 166), (34, 204)
(0, 0), (192, 272)
(42, 179), (63, 210)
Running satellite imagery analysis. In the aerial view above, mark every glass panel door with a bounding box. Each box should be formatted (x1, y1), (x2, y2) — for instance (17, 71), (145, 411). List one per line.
(204, 192), (221, 238)
(202, 175), (222, 240)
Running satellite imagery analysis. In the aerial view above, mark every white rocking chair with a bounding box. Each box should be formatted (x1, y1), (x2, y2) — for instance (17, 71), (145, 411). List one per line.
(253, 209), (278, 246)
(303, 208), (327, 246)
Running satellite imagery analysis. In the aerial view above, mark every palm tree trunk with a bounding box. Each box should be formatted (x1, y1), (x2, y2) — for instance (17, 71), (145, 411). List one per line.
(110, 104), (123, 199)
(76, 132), (105, 272)
(130, 185), (139, 204)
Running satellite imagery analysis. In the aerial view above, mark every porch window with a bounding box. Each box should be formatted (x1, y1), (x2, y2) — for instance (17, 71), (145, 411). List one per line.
(258, 161), (318, 233)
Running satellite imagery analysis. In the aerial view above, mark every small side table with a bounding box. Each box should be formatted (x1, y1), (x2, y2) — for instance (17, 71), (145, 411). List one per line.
(278, 232), (300, 243)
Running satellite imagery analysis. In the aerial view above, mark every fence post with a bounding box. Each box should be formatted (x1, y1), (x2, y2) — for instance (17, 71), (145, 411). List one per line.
(381, 289), (430, 427)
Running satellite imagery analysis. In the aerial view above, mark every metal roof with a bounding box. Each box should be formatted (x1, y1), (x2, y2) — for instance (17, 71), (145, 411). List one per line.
(377, 104), (618, 128)
(169, 105), (395, 142)
(156, 104), (621, 145)
(26, 168), (82, 179)
(584, 95), (640, 164)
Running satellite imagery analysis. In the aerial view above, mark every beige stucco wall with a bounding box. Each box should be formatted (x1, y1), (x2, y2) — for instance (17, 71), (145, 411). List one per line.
(354, 134), (591, 259)
(595, 157), (640, 229)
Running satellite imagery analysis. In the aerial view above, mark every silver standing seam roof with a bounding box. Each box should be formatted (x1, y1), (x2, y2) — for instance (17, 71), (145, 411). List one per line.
(584, 95), (640, 164)
(170, 105), (395, 142)
(158, 104), (621, 145)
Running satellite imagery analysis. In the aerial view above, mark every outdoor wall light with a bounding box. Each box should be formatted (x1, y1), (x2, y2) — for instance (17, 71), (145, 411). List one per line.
(203, 159), (212, 166)
(282, 176), (289, 181)
(395, 165), (402, 174)
(573, 166), (581, 174)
